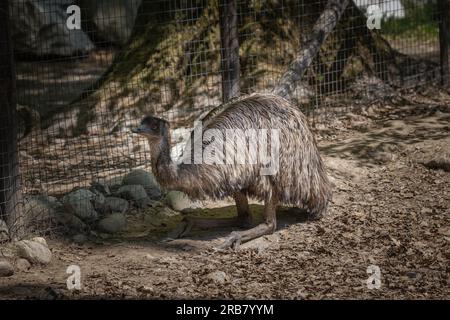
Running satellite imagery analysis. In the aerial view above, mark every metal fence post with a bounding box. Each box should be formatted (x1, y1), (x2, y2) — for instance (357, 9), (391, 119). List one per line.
(439, 0), (450, 85)
(0, 0), (24, 240)
(219, 0), (240, 102)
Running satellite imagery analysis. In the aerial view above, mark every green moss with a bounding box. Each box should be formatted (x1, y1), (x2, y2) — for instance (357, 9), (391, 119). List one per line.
(382, 0), (439, 38)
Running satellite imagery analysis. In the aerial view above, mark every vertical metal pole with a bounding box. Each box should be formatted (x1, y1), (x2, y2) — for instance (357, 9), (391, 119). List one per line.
(439, 0), (450, 85)
(219, 0), (240, 102)
(0, 0), (24, 239)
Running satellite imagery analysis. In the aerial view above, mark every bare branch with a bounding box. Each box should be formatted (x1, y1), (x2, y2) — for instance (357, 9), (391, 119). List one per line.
(273, 0), (349, 100)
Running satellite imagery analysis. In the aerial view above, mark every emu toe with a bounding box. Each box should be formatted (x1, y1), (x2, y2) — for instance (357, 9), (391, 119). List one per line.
(216, 231), (243, 250)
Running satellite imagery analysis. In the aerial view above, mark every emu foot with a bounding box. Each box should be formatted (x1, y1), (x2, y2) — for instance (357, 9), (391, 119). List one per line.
(215, 222), (276, 250)
(215, 231), (242, 250)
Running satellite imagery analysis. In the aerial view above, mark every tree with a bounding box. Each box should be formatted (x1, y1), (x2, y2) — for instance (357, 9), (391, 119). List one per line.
(54, 0), (437, 135)
(0, 0), (24, 239)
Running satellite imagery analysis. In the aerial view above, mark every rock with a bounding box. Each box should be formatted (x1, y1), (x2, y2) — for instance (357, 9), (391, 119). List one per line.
(122, 169), (161, 199)
(0, 259), (14, 277)
(10, 0), (94, 57)
(90, 181), (111, 196)
(206, 271), (229, 284)
(15, 237), (52, 265)
(91, 191), (106, 211)
(0, 219), (9, 242)
(100, 197), (129, 214)
(98, 213), (126, 233)
(72, 234), (87, 245)
(23, 195), (60, 230)
(32, 237), (48, 246)
(63, 189), (99, 221)
(138, 285), (154, 294)
(41, 195), (60, 206)
(164, 191), (194, 212)
(81, 0), (142, 45)
(55, 211), (88, 233)
(16, 258), (31, 271)
(102, 176), (123, 189)
(116, 185), (150, 208)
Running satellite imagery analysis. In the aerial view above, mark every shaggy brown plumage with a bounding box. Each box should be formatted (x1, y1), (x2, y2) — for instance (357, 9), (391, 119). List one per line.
(133, 92), (331, 248)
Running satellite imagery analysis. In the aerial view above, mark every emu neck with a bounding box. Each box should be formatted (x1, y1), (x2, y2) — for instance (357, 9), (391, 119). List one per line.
(148, 133), (178, 188)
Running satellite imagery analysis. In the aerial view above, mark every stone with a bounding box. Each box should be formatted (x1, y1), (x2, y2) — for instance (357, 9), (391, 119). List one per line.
(10, 0), (94, 57)
(206, 271), (229, 284)
(63, 189), (99, 221)
(15, 237), (52, 265)
(90, 181), (111, 196)
(16, 258), (31, 271)
(0, 259), (14, 277)
(164, 191), (194, 212)
(98, 213), (126, 233)
(101, 197), (129, 214)
(55, 211), (88, 233)
(102, 176), (123, 189)
(23, 195), (60, 230)
(122, 169), (161, 199)
(90, 190), (106, 210)
(116, 185), (150, 208)
(0, 219), (9, 242)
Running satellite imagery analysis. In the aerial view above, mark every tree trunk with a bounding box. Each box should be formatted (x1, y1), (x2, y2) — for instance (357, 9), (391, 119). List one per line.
(62, 0), (426, 131)
(439, 0), (450, 85)
(273, 0), (349, 100)
(219, 0), (240, 101)
(0, 0), (24, 239)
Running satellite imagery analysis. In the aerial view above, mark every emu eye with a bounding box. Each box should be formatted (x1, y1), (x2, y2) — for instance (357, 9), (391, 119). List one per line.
(151, 125), (157, 130)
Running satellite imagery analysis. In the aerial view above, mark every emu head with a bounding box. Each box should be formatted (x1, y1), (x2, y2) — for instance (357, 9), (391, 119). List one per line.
(132, 116), (170, 143)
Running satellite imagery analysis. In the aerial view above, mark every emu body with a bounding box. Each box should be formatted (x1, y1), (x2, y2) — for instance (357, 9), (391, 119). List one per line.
(133, 93), (331, 248)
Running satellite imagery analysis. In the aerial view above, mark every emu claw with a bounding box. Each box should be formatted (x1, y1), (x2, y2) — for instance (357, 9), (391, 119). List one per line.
(215, 231), (242, 250)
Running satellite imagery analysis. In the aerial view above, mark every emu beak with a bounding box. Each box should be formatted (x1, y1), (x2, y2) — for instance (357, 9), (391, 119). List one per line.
(132, 124), (145, 134)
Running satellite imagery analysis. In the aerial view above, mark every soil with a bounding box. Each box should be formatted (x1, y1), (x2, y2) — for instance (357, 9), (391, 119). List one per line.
(1, 89), (449, 300)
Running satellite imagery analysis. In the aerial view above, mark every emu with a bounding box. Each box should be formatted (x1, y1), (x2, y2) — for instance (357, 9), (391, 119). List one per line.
(133, 93), (332, 249)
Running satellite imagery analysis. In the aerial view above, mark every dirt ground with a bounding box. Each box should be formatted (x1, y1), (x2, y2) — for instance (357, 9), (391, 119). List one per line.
(1, 88), (449, 299)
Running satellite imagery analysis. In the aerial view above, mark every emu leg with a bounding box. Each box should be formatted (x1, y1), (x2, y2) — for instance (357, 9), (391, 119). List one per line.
(234, 192), (252, 227)
(217, 194), (278, 250)
(168, 192), (251, 239)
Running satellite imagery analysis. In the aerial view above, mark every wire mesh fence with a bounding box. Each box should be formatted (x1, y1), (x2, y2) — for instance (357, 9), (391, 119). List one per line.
(0, 0), (448, 240)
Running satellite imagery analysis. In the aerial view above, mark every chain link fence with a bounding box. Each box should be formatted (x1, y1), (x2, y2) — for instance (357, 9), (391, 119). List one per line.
(0, 0), (448, 240)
